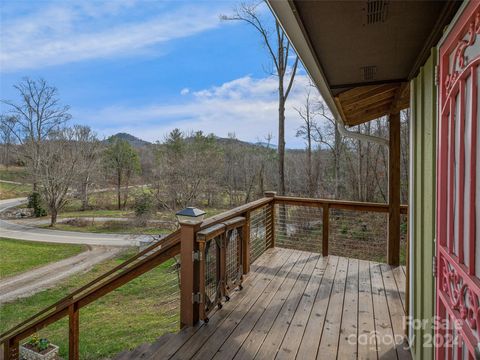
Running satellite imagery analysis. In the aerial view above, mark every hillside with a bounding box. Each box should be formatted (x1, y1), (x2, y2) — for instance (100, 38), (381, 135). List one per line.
(107, 133), (152, 147)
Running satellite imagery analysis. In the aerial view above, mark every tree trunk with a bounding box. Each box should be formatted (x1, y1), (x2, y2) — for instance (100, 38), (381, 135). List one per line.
(306, 122), (313, 197)
(117, 170), (122, 210)
(123, 177), (130, 210)
(278, 94), (286, 195)
(334, 124), (341, 199)
(357, 138), (363, 201)
(81, 180), (89, 211)
(50, 209), (57, 227)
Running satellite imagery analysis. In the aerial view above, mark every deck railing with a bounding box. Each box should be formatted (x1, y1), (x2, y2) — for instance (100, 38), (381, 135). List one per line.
(1, 231), (182, 360)
(1, 194), (407, 360)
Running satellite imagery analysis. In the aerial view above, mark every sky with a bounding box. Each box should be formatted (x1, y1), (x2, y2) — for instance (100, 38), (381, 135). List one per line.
(0, 0), (317, 148)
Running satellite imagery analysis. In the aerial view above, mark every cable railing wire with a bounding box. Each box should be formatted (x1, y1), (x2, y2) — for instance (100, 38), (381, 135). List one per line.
(274, 204), (323, 253)
(249, 204), (273, 264)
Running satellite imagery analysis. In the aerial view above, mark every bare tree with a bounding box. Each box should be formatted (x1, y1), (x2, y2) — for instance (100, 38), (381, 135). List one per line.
(1, 78), (71, 190)
(0, 115), (15, 168)
(314, 101), (344, 198)
(295, 86), (318, 197)
(221, 2), (299, 195)
(74, 125), (102, 210)
(104, 137), (141, 210)
(37, 128), (83, 226)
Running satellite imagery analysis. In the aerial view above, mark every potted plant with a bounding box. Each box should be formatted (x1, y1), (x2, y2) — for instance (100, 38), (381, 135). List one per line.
(20, 334), (59, 360)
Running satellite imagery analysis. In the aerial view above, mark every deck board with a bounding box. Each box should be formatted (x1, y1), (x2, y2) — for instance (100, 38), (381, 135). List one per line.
(337, 258), (359, 360)
(213, 250), (305, 360)
(148, 248), (410, 360)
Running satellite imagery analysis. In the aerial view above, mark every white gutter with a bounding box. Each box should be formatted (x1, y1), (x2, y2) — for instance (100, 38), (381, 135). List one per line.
(267, 0), (389, 146)
(336, 114), (389, 146)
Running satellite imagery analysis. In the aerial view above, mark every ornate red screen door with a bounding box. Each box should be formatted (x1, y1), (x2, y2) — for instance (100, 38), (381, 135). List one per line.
(436, 1), (480, 358)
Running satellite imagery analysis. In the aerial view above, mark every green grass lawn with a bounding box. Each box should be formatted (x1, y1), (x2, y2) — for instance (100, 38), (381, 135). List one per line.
(0, 250), (180, 359)
(0, 238), (86, 279)
(0, 166), (28, 183)
(59, 209), (133, 218)
(0, 182), (31, 200)
(42, 222), (173, 236)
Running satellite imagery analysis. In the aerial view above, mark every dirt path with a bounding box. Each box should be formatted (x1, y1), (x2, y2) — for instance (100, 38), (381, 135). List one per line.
(0, 246), (121, 304)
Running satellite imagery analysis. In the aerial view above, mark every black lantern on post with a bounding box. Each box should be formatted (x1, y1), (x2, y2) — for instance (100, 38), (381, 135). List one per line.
(175, 207), (206, 225)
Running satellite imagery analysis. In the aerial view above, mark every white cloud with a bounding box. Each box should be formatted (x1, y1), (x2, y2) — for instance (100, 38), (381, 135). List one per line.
(0, 2), (225, 72)
(180, 88), (190, 96)
(78, 74), (317, 148)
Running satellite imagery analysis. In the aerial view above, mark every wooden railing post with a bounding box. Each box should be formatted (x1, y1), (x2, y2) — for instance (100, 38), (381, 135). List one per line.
(4, 338), (19, 360)
(322, 203), (329, 257)
(242, 211), (251, 275)
(388, 111), (401, 266)
(179, 221), (201, 328)
(69, 303), (79, 360)
(265, 191), (276, 248)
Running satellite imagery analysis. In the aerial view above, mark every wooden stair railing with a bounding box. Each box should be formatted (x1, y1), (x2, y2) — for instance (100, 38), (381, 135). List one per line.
(0, 231), (182, 360)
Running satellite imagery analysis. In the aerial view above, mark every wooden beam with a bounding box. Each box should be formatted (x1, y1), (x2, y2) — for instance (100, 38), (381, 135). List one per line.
(347, 101), (393, 119)
(345, 106), (392, 126)
(338, 84), (398, 106)
(69, 304), (79, 360)
(388, 111), (401, 266)
(388, 82), (409, 115)
(322, 204), (329, 257)
(179, 222), (201, 327)
(342, 90), (396, 113)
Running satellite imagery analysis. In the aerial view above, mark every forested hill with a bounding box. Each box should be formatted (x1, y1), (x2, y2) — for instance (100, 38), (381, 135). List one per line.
(107, 132), (277, 150)
(106, 133), (152, 147)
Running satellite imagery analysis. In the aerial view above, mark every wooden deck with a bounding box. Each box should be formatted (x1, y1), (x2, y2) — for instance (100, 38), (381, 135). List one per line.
(146, 247), (410, 360)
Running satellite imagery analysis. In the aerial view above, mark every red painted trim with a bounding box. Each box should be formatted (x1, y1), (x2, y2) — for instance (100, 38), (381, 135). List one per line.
(458, 79), (466, 265)
(448, 94), (456, 254)
(469, 66), (478, 276)
(440, 246), (480, 292)
(438, 290), (478, 357)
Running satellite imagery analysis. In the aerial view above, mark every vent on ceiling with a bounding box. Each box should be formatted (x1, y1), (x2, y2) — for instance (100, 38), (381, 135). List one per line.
(366, 0), (389, 24)
(360, 66), (377, 81)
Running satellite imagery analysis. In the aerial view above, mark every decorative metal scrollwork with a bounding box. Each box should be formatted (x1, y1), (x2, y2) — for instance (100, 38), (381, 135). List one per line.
(444, 11), (480, 92)
(440, 256), (480, 338)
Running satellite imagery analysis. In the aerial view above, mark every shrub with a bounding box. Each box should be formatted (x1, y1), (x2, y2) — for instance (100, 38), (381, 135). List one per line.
(134, 191), (155, 225)
(27, 192), (47, 217)
(64, 218), (91, 227)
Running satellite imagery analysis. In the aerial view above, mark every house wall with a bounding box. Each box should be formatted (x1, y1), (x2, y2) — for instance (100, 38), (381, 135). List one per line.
(409, 48), (437, 360)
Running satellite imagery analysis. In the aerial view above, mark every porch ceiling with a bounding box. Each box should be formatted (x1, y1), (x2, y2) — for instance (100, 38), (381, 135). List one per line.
(268, 0), (460, 126)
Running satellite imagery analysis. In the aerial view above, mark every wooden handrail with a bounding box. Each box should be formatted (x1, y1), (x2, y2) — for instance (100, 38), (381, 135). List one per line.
(273, 195), (408, 214)
(200, 197), (273, 229)
(272, 195), (408, 265)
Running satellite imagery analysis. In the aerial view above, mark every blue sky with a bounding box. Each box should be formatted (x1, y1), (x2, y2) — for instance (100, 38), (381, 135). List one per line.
(0, 0), (315, 148)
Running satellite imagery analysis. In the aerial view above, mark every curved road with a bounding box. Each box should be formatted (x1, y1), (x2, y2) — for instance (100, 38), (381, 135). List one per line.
(0, 198), (149, 247)
(0, 197), (152, 302)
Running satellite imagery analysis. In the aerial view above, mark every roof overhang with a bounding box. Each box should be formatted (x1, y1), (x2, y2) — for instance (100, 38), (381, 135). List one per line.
(268, 0), (461, 126)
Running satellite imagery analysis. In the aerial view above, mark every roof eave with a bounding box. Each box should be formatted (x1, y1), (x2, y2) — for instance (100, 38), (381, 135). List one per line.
(266, 0), (345, 124)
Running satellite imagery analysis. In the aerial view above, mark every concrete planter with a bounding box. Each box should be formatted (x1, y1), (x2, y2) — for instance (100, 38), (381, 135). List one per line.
(20, 343), (59, 360)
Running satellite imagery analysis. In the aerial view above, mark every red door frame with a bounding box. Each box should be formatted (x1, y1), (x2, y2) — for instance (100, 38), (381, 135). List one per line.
(436, 1), (480, 358)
